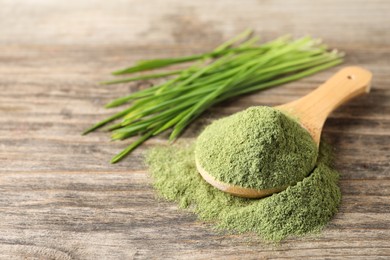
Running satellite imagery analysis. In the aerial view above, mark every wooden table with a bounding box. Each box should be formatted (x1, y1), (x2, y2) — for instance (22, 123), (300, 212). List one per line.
(1, 0), (389, 259)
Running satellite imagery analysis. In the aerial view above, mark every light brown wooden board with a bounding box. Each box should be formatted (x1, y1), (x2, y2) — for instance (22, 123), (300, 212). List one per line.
(0, 0), (389, 259)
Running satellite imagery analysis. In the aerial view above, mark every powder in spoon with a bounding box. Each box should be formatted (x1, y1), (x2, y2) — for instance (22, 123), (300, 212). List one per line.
(195, 106), (318, 190)
(146, 141), (341, 241)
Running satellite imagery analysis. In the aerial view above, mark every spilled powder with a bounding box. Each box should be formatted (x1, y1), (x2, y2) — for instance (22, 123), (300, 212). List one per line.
(195, 106), (318, 190)
(146, 141), (341, 241)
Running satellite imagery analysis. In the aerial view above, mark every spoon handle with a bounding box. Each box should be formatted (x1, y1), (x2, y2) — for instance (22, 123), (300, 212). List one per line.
(278, 66), (372, 144)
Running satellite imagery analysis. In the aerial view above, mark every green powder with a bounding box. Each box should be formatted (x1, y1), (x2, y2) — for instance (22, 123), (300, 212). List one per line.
(195, 106), (318, 190)
(146, 141), (341, 241)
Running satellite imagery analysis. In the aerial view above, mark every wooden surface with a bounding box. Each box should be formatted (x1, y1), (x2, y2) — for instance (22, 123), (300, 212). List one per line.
(1, 0), (389, 259)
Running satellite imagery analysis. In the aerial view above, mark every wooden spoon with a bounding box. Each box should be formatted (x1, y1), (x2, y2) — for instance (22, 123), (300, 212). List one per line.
(196, 66), (372, 198)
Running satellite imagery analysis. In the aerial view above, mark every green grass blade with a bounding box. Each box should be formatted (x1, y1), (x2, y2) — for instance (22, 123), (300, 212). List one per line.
(110, 131), (154, 163)
(101, 70), (181, 85)
(82, 107), (134, 135)
(111, 55), (204, 75)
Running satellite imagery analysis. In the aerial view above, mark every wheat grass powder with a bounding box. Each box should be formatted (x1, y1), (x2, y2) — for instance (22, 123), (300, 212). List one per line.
(146, 107), (341, 241)
(195, 106), (318, 190)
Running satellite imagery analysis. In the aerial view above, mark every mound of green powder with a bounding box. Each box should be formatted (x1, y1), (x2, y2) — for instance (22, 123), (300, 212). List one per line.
(146, 141), (341, 241)
(195, 106), (318, 190)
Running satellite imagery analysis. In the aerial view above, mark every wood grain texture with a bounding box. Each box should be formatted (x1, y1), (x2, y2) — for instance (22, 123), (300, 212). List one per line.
(0, 0), (389, 259)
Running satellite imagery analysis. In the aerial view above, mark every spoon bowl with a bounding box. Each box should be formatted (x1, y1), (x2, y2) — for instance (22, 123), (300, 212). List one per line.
(196, 66), (372, 198)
